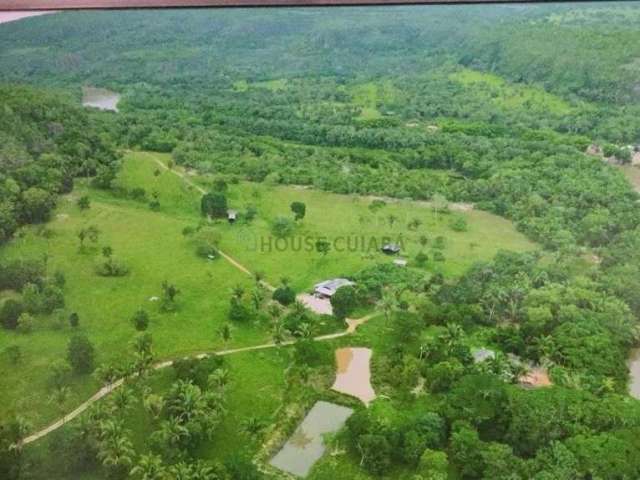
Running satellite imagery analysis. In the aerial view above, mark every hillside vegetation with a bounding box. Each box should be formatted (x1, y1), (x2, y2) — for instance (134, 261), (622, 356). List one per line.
(2, 3), (640, 480)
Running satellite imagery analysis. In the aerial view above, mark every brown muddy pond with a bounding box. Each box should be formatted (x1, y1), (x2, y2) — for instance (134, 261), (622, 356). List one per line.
(82, 86), (120, 111)
(332, 347), (376, 405)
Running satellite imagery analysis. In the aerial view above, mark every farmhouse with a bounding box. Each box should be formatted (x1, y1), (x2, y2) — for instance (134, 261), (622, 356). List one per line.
(382, 243), (401, 254)
(314, 278), (354, 298)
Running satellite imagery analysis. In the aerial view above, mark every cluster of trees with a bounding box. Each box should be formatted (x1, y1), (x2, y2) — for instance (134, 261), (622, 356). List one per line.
(326, 247), (640, 478)
(33, 347), (242, 480)
(0, 85), (119, 244)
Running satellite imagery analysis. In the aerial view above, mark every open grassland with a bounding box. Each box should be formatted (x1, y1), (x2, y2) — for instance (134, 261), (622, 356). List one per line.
(1, 149), (535, 443)
(0, 182), (255, 428)
(135, 151), (536, 291)
(450, 68), (578, 115)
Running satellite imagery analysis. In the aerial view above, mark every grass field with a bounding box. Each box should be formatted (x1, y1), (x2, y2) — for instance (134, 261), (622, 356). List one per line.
(1, 149), (536, 478)
(451, 68), (577, 115)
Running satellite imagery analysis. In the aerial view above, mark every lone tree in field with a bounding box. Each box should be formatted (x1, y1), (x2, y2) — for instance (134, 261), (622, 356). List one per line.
(330, 285), (358, 320)
(67, 333), (95, 375)
(290, 201), (306, 221)
(131, 309), (150, 331)
(201, 192), (228, 218)
(219, 323), (232, 345)
(77, 225), (100, 252)
(160, 281), (180, 312)
(315, 239), (331, 257)
(77, 195), (91, 210)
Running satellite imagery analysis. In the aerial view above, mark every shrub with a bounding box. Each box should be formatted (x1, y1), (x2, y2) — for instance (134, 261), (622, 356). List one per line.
(17, 313), (35, 334)
(0, 259), (44, 291)
(95, 258), (129, 277)
(433, 251), (445, 262)
(273, 286), (296, 306)
(449, 216), (468, 232)
(67, 334), (95, 375)
(77, 195), (90, 210)
(4, 345), (21, 365)
(433, 236), (446, 249)
(131, 309), (149, 331)
(415, 252), (429, 267)
(69, 312), (79, 328)
(0, 299), (24, 330)
(271, 216), (295, 238)
(194, 228), (220, 258)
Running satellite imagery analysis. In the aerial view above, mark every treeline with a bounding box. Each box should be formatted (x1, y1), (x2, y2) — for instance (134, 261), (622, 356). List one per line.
(0, 85), (119, 243)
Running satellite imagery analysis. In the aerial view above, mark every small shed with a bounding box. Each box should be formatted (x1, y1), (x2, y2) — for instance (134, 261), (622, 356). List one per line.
(382, 243), (401, 255)
(227, 209), (237, 223)
(393, 258), (407, 267)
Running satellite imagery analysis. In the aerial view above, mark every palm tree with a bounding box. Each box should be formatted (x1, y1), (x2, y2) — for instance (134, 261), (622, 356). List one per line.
(97, 421), (135, 477)
(49, 385), (71, 417)
(152, 417), (190, 451)
(131, 453), (167, 480)
(208, 368), (230, 392)
(296, 322), (312, 339)
(272, 320), (286, 347)
(110, 386), (135, 415)
(441, 323), (464, 355)
(268, 302), (283, 322)
(378, 288), (398, 325)
(143, 392), (165, 420)
(240, 416), (267, 441)
(219, 323), (232, 345)
(232, 285), (245, 299)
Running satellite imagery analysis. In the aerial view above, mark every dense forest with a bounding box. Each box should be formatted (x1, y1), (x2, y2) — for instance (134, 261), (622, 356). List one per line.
(2, 3), (640, 480)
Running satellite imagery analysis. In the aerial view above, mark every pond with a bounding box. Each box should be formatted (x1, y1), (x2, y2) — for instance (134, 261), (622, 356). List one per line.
(82, 86), (120, 112)
(629, 348), (640, 399)
(332, 347), (376, 405)
(270, 401), (353, 478)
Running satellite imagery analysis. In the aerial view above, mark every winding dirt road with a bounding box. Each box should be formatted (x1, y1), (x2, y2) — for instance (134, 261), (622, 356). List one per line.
(21, 314), (375, 445)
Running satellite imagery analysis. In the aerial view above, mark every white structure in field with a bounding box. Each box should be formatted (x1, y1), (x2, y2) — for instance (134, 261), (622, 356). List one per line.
(313, 278), (354, 298)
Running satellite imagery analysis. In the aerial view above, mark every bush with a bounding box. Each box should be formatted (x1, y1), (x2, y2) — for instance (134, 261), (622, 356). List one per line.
(95, 258), (129, 277)
(16, 313), (34, 334)
(194, 228), (220, 258)
(273, 286), (296, 306)
(415, 252), (429, 267)
(3, 345), (21, 365)
(449, 216), (468, 232)
(77, 195), (90, 210)
(433, 251), (445, 262)
(67, 334), (95, 375)
(330, 285), (358, 320)
(69, 312), (79, 328)
(0, 259), (44, 291)
(271, 216), (295, 238)
(0, 300), (24, 330)
(131, 309), (149, 331)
